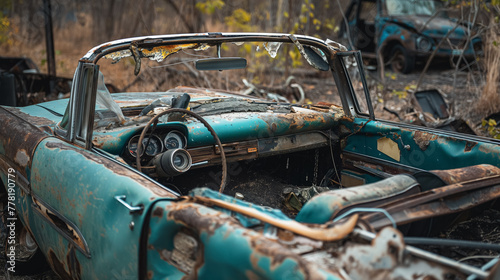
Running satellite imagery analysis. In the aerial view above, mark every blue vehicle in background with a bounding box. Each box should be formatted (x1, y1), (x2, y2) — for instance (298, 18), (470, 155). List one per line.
(339, 0), (483, 73)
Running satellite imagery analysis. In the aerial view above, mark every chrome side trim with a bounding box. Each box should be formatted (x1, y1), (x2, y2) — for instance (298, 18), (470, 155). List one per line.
(31, 194), (91, 258)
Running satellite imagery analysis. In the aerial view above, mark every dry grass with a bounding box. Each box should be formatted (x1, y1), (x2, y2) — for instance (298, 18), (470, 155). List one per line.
(1, 11), (239, 92)
(3, 13), (98, 77)
(474, 20), (500, 117)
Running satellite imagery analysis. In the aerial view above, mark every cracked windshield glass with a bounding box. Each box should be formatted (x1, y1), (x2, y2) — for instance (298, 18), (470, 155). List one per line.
(95, 40), (342, 121)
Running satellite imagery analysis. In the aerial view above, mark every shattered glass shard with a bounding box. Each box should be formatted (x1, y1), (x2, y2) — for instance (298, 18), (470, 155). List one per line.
(104, 49), (132, 62)
(264, 42), (282, 58)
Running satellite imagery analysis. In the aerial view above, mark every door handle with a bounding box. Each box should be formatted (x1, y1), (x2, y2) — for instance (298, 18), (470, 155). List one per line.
(114, 195), (143, 214)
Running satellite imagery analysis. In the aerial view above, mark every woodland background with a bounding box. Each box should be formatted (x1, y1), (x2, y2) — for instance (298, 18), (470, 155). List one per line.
(0, 0), (500, 134)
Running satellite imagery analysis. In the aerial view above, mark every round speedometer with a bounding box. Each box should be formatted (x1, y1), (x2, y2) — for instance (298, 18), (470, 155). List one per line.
(164, 130), (186, 150)
(128, 135), (163, 157)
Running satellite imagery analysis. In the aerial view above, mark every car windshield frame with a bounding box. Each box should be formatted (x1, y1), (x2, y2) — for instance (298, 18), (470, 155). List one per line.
(56, 33), (373, 149)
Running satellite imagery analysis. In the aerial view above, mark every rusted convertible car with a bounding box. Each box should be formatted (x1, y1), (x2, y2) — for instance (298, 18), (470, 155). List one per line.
(1, 33), (500, 279)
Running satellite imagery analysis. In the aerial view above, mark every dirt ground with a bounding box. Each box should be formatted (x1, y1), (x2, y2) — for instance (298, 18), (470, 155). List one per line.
(364, 66), (492, 136)
(382, 69), (487, 122)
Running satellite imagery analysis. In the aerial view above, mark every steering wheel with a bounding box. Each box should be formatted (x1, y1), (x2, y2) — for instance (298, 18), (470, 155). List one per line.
(136, 108), (227, 193)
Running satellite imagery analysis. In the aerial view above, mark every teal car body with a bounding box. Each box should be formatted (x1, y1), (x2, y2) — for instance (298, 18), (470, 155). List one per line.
(0, 33), (499, 279)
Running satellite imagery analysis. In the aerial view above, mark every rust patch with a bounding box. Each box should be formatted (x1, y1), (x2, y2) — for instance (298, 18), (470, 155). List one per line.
(152, 206), (164, 218)
(3, 107), (56, 127)
(47, 246), (81, 280)
(249, 236), (309, 278)
(66, 246), (82, 279)
(464, 141), (477, 153)
(33, 196), (87, 252)
(165, 201), (239, 236)
(337, 115), (354, 123)
(431, 164), (500, 185)
(140, 44), (199, 61)
(92, 134), (117, 150)
(48, 249), (72, 279)
(413, 131), (437, 151)
(0, 107), (50, 176)
(277, 230), (294, 242)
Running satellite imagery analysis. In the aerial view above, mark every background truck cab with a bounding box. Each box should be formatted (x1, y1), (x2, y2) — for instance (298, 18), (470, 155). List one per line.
(339, 0), (483, 73)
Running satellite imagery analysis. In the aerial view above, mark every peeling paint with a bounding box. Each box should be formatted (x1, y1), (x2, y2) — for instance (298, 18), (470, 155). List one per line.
(15, 149), (30, 167)
(413, 131), (437, 151)
(377, 137), (400, 161)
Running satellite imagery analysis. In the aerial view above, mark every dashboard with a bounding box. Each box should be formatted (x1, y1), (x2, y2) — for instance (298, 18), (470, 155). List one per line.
(120, 124), (332, 179)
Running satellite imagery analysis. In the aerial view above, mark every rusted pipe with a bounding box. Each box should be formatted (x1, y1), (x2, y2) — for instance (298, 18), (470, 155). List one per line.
(191, 196), (358, 242)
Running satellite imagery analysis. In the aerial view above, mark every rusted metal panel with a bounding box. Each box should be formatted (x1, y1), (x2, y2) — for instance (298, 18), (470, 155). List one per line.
(146, 199), (347, 279)
(146, 193), (468, 280)
(332, 227), (463, 280)
(188, 140), (259, 168)
(296, 174), (420, 224)
(341, 118), (500, 172)
(360, 175), (500, 230)
(183, 109), (339, 147)
(0, 107), (51, 176)
(429, 164), (500, 185)
(368, 184), (500, 230)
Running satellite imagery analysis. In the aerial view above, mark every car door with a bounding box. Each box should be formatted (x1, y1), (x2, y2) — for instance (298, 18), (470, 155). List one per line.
(28, 136), (178, 279)
(336, 50), (500, 185)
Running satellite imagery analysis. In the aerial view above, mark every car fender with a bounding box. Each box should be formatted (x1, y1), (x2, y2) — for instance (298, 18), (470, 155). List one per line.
(377, 21), (418, 57)
(26, 136), (176, 279)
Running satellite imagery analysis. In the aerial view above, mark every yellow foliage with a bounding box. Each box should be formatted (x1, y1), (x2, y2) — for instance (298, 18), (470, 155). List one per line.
(301, 4), (308, 13)
(288, 48), (303, 68)
(225, 8), (253, 32)
(391, 89), (407, 99)
(404, 84), (416, 91)
(385, 72), (397, 80)
(196, 0), (225, 15)
(0, 12), (11, 44)
(242, 43), (252, 56)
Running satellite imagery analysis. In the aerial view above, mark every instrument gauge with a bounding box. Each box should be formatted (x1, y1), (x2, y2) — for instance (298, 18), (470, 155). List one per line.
(127, 135), (163, 157)
(164, 131), (187, 150)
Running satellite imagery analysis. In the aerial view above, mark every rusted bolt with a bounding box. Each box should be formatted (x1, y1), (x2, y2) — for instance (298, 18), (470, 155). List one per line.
(404, 145), (411, 150)
(235, 192), (244, 200)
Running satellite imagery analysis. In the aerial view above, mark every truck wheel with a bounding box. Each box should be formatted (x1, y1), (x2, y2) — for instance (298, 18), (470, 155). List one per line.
(390, 44), (414, 74)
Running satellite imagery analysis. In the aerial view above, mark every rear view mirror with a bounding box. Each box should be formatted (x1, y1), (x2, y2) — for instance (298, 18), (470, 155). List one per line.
(195, 57), (247, 71)
(303, 46), (330, 71)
